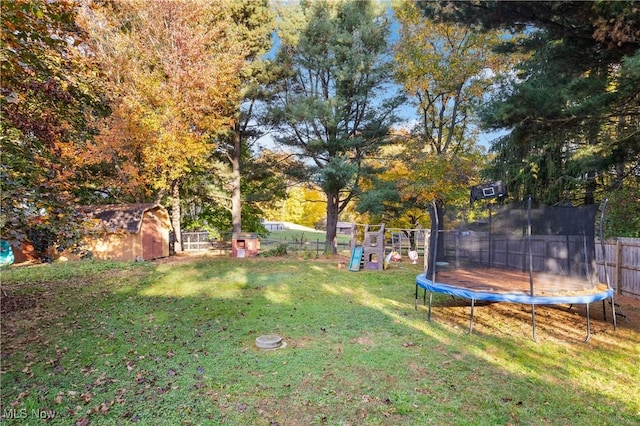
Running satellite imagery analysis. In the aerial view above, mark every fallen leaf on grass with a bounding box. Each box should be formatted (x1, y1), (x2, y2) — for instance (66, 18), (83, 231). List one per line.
(21, 365), (33, 377)
(87, 400), (114, 416)
(12, 390), (30, 407)
(94, 372), (116, 386)
(157, 382), (173, 394)
(381, 410), (393, 418)
(135, 372), (146, 384)
(81, 366), (97, 377)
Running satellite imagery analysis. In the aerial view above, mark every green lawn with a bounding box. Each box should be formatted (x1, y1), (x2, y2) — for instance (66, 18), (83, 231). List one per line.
(1, 256), (638, 425)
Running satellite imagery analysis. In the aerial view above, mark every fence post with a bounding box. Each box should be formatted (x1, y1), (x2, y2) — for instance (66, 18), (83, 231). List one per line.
(455, 232), (460, 269)
(616, 239), (623, 295)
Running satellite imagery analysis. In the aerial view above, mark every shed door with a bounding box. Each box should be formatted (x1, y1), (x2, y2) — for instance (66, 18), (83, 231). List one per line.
(142, 212), (165, 260)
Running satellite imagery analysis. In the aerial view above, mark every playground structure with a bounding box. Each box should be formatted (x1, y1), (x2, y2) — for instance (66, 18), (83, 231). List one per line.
(348, 224), (385, 270)
(348, 223), (426, 271)
(416, 190), (620, 342)
(362, 224), (385, 270)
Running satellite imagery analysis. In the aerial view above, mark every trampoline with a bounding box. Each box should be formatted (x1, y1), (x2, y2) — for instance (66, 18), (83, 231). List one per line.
(415, 192), (618, 342)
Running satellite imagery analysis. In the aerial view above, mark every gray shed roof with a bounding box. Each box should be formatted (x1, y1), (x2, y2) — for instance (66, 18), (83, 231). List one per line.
(79, 204), (169, 234)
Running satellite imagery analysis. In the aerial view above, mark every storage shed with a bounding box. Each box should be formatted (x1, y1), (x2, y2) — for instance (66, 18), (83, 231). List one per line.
(79, 204), (171, 262)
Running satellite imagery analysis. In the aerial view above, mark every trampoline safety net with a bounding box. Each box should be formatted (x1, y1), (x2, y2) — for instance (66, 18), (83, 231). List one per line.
(426, 199), (600, 286)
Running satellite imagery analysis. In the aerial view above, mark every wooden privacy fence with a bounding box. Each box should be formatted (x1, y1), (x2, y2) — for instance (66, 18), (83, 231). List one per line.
(433, 232), (639, 299)
(595, 238), (640, 298)
(442, 232), (595, 277)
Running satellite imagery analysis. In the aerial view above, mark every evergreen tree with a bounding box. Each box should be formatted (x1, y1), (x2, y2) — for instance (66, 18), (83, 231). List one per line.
(269, 0), (404, 253)
(429, 1), (640, 210)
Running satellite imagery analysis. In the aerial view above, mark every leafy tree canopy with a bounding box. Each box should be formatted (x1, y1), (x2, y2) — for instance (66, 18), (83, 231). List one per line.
(269, 0), (405, 253)
(1, 0), (108, 253)
(356, 1), (505, 233)
(79, 0), (246, 201)
(427, 1), (639, 235)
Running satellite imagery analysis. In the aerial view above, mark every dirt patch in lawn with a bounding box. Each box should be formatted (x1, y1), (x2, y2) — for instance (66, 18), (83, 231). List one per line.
(425, 291), (640, 343)
(0, 290), (40, 314)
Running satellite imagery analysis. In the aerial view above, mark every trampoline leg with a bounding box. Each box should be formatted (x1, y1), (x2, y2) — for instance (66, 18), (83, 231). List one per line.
(467, 298), (475, 335)
(584, 303), (591, 343)
(607, 296), (628, 325)
(423, 288), (427, 306)
(414, 284), (418, 310)
(610, 295), (618, 330)
(531, 304), (537, 342)
(602, 299), (607, 321)
(427, 292), (433, 321)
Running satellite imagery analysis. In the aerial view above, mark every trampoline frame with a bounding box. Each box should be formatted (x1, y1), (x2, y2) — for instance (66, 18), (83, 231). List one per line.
(415, 272), (614, 341)
(415, 197), (618, 342)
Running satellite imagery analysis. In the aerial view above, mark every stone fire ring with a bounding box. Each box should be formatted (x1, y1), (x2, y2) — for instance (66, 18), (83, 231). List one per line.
(256, 334), (286, 350)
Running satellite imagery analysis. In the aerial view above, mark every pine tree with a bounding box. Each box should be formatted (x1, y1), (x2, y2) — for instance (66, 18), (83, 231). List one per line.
(269, 0), (404, 253)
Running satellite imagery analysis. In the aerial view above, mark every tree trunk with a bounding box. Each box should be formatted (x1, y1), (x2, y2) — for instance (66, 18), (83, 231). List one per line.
(325, 189), (339, 254)
(408, 230), (416, 251)
(171, 180), (183, 253)
(231, 130), (242, 233)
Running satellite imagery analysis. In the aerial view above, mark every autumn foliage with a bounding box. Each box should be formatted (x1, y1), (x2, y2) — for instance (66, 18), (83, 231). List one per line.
(1, 0), (108, 249)
(78, 0), (246, 201)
